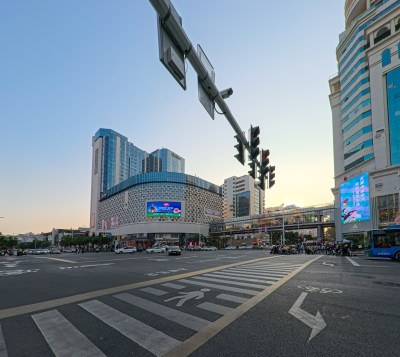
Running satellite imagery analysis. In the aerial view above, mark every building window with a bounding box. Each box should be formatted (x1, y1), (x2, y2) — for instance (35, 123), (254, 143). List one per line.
(374, 26), (391, 44)
(236, 192), (250, 217)
(377, 194), (399, 228)
(382, 49), (391, 67)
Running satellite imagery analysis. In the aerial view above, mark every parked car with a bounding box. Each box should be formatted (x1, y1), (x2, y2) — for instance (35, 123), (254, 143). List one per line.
(115, 246), (137, 254)
(168, 246), (181, 256)
(238, 245), (247, 250)
(204, 246), (217, 251)
(62, 248), (76, 253)
(50, 248), (61, 254)
(225, 246), (236, 250)
(146, 246), (166, 254)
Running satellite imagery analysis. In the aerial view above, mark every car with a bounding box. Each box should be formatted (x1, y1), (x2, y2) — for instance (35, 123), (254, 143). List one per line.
(50, 248), (61, 254)
(204, 246), (217, 251)
(62, 248), (76, 253)
(238, 245), (247, 250)
(146, 246), (166, 254)
(35, 248), (49, 254)
(225, 246), (236, 250)
(168, 246), (181, 256)
(115, 246), (137, 254)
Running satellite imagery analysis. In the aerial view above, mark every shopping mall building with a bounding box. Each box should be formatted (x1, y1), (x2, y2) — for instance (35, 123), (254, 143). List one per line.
(89, 129), (223, 246)
(329, 0), (400, 240)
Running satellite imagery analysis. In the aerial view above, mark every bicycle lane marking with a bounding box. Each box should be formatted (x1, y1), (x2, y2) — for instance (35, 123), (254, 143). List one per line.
(0, 255), (282, 320)
(163, 255), (323, 357)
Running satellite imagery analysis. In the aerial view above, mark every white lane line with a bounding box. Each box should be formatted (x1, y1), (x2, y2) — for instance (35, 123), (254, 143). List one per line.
(203, 273), (281, 283)
(346, 257), (361, 266)
(32, 310), (106, 357)
(196, 302), (233, 315)
(0, 323), (8, 357)
(178, 279), (260, 296)
(34, 257), (77, 263)
(190, 276), (271, 289)
(216, 294), (249, 304)
(115, 293), (210, 332)
(140, 287), (168, 296)
(79, 300), (180, 357)
(161, 283), (186, 290)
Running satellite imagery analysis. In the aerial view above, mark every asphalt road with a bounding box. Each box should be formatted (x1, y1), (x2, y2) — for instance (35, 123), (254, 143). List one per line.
(0, 251), (398, 357)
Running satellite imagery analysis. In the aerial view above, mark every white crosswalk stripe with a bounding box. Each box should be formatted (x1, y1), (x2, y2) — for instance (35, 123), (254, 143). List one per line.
(216, 294), (249, 304)
(140, 287), (168, 296)
(178, 279), (261, 295)
(223, 268), (287, 277)
(1, 258), (312, 357)
(190, 276), (271, 289)
(114, 292), (211, 331)
(196, 302), (233, 315)
(79, 300), (181, 357)
(161, 282), (186, 289)
(202, 272), (281, 283)
(32, 310), (107, 357)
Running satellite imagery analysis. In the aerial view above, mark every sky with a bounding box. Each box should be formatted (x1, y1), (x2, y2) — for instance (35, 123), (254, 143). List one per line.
(0, 0), (345, 235)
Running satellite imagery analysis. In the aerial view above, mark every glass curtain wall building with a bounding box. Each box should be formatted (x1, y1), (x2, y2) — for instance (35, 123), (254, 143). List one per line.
(94, 128), (185, 193)
(329, 0), (400, 241)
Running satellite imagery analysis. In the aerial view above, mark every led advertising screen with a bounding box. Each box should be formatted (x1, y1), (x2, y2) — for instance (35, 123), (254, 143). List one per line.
(147, 201), (181, 217)
(340, 172), (370, 224)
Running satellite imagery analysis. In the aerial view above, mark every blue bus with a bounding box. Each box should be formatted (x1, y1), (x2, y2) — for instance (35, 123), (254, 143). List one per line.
(364, 225), (400, 260)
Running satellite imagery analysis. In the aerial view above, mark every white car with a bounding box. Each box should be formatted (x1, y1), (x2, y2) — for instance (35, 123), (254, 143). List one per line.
(204, 246), (217, 251)
(146, 246), (166, 254)
(225, 246), (236, 250)
(115, 246), (137, 254)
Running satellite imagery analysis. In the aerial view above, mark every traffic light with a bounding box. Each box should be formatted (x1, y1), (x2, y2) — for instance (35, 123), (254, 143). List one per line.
(257, 149), (270, 190)
(248, 161), (257, 179)
(234, 135), (245, 165)
(269, 165), (275, 188)
(249, 125), (260, 161)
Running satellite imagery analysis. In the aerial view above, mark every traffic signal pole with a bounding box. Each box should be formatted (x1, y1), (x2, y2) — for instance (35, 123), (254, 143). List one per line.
(148, 0), (249, 149)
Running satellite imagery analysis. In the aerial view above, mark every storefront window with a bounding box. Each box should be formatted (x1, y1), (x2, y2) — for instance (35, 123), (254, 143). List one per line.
(377, 194), (399, 227)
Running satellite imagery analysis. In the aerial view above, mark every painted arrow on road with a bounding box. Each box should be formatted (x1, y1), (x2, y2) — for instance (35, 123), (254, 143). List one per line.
(323, 262), (334, 266)
(289, 292), (327, 342)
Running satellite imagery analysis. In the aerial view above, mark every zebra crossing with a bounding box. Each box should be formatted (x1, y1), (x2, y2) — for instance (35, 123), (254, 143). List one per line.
(0, 257), (311, 357)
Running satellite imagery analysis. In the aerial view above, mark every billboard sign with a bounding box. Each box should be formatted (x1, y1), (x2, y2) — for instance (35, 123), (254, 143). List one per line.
(147, 202), (181, 217)
(340, 172), (370, 224)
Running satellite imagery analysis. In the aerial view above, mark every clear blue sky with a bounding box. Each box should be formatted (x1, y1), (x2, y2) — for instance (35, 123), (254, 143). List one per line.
(0, 0), (345, 235)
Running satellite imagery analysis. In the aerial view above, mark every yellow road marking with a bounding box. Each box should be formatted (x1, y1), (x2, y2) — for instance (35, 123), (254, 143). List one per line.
(0, 256), (279, 320)
(163, 255), (323, 357)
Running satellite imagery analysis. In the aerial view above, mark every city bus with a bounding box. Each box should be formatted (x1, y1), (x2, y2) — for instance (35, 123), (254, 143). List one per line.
(364, 225), (400, 260)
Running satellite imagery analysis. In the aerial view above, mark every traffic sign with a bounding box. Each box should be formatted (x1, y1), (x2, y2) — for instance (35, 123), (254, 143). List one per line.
(197, 44), (215, 119)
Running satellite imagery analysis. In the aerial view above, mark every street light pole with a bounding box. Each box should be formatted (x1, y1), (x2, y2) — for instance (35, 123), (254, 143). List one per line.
(148, 0), (249, 147)
(282, 211), (285, 246)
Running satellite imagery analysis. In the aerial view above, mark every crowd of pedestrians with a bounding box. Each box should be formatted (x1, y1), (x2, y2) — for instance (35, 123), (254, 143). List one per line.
(269, 241), (355, 256)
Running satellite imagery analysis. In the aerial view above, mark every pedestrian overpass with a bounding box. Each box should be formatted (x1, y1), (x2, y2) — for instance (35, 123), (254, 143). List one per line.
(209, 203), (335, 241)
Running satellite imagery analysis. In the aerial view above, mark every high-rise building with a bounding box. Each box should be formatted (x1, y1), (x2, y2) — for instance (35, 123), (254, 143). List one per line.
(90, 129), (187, 231)
(145, 149), (185, 173)
(329, 0), (400, 240)
(222, 175), (265, 219)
